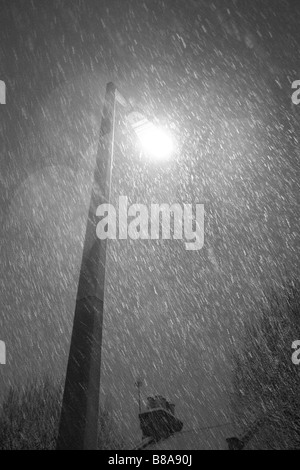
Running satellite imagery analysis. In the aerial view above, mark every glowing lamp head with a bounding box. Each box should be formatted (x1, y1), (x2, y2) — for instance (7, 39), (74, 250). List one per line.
(127, 111), (174, 160)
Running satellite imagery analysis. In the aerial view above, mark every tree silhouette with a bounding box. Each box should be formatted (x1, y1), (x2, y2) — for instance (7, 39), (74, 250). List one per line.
(230, 281), (300, 449)
(0, 376), (126, 450)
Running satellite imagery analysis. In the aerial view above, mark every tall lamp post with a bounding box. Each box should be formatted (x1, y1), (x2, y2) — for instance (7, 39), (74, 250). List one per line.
(57, 82), (174, 450)
(56, 82), (122, 450)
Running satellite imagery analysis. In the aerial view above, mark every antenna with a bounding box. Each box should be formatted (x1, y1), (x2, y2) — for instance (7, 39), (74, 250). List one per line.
(135, 379), (143, 414)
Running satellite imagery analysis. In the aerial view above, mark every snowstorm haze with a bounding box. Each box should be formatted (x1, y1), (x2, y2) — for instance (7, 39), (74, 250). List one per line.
(0, 0), (300, 449)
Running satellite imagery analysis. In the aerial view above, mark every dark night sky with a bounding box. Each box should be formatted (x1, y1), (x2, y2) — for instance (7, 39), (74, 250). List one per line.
(0, 0), (300, 448)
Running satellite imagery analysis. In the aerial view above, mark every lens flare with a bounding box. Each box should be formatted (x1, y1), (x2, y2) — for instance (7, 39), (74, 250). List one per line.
(128, 111), (174, 160)
(136, 125), (174, 160)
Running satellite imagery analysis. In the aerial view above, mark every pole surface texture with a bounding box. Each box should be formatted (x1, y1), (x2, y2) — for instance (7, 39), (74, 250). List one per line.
(57, 82), (116, 450)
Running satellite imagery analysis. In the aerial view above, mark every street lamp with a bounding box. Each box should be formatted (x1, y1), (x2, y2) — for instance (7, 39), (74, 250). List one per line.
(127, 110), (174, 161)
(56, 82), (174, 450)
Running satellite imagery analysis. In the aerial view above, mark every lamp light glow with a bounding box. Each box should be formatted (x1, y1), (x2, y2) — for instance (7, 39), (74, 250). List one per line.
(127, 111), (174, 160)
